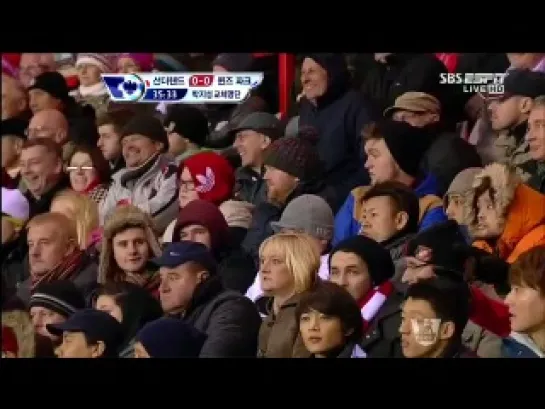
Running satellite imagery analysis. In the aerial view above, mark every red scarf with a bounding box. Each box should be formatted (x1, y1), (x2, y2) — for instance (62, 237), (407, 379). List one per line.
(82, 177), (101, 195)
(358, 281), (394, 333)
(31, 250), (85, 291)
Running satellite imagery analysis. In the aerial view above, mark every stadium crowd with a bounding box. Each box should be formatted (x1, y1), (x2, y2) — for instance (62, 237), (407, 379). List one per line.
(1, 52), (545, 359)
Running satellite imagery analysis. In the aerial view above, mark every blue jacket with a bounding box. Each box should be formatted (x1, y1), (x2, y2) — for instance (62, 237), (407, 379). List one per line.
(502, 333), (544, 358)
(333, 173), (447, 246)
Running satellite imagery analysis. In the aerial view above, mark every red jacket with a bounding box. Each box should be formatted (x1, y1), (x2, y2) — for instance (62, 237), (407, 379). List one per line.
(469, 286), (511, 337)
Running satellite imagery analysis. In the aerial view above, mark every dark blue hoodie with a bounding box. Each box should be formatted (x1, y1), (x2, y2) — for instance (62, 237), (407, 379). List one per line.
(299, 54), (370, 212)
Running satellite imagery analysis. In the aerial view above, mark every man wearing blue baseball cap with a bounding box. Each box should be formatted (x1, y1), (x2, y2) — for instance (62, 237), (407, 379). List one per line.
(47, 309), (123, 358)
(153, 241), (261, 357)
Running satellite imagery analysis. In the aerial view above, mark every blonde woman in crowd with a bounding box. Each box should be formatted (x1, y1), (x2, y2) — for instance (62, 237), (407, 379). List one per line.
(257, 233), (320, 358)
(50, 190), (99, 251)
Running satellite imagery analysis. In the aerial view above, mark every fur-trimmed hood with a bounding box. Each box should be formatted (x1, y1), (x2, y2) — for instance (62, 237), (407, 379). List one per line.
(98, 205), (162, 283)
(466, 163), (545, 261)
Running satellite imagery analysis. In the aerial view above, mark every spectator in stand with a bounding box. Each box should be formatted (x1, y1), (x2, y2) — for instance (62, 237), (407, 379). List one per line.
(163, 105), (211, 164)
(134, 317), (206, 358)
(117, 53), (154, 74)
(487, 70), (545, 181)
(359, 182), (420, 276)
(27, 109), (74, 163)
(28, 72), (72, 115)
(384, 92), (482, 195)
(400, 277), (476, 358)
(50, 190), (99, 251)
(47, 309), (123, 358)
(1, 118), (27, 188)
(401, 221), (506, 357)
(93, 281), (163, 358)
(1, 188), (30, 296)
(231, 112), (283, 207)
(20, 139), (70, 218)
(18, 53), (56, 88)
(96, 108), (134, 174)
(246, 194), (334, 311)
(296, 281), (366, 358)
(503, 246), (545, 357)
(2, 74), (29, 121)
(527, 96), (545, 193)
(29, 280), (85, 343)
(100, 115), (179, 234)
(16, 212), (98, 305)
(1, 306), (36, 358)
(169, 200), (255, 294)
(155, 241), (261, 357)
(334, 120), (446, 245)
(73, 53), (115, 117)
(162, 151), (235, 241)
(507, 53), (545, 73)
(206, 53), (268, 149)
(258, 233), (320, 358)
(99, 205), (162, 298)
(242, 132), (335, 264)
(66, 145), (111, 204)
(328, 235), (402, 357)
(298, 54), (370, 210)
(466, 163), (545, 263)
(443, 168), (483, 226)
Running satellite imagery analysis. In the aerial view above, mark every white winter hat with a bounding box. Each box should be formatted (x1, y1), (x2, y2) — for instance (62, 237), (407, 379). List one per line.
(1, 187), (30, 221)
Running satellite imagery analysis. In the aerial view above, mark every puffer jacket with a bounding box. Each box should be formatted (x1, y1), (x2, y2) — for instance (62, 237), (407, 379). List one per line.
(99, 153), (179, 233)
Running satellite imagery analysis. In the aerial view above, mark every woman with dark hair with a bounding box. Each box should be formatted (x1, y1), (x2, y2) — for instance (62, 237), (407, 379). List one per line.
(66, 144), (111, 204)
(93, 281), (164, 358)
(296, 281), (366, 358)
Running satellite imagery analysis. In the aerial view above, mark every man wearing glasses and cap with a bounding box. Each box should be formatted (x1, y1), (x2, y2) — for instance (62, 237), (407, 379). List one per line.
(488, 69), (545, 181)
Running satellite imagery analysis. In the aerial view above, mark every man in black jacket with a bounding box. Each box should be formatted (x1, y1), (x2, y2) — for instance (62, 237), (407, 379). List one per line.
(154, 241), (261, 358)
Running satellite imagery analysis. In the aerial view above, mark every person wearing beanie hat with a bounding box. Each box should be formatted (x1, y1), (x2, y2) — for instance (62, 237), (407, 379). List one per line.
(27, 71), (70, 114)
(47, 309), (124, 358)
(232, 112), (283, 206)
(328, 235), (404, 357)
(74, 53), (115, 117)
(164, 105), (211, 164)
(99, 115), (179, 234)
(245, 194), (334, 308)
(169, 199), (256, 293)
(152, 241), (261, 357)
(177, 151), (235, 209)
(117, 53), (154, 73)
(443, 167), (483, 225)
(1, 117), (27, 186)
(29, 280), (85, 341)
(333, 120), (447, 246)
(134, 317), (206, 358)
(298, 54), (369, 213)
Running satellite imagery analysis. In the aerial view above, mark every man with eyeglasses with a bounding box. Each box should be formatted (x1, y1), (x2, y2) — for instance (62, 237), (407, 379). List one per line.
(18, 53), (56, 88)
(487, 69), (545, 181)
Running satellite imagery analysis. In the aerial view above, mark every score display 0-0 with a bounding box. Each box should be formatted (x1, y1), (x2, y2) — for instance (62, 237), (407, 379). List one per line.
(101, 72), (264, 104)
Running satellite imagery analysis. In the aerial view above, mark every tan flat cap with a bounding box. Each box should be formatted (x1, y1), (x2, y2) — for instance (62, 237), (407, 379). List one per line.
(384, 92), (441, 117)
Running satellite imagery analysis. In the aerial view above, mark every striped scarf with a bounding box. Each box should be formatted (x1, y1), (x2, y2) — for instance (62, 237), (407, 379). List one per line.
(124, 271), (161, 299)
(358, 280), (394, 333)
(31, 250), (85, 291)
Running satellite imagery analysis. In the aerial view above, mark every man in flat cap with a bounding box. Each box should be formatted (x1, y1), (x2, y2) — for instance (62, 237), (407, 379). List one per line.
(488, 69), (545, 181)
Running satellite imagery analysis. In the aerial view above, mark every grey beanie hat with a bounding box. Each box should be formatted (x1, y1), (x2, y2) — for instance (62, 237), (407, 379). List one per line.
(270, 194), (333, 241)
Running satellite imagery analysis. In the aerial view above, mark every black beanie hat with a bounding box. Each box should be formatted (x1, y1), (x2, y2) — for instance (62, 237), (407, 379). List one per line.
(263, 129), (323, 180)
(136, 317), (207, 358)
(329, 236), (395, 287)
(29, 281), (85, 318)
(376, 119), (432, 177)
(164, 105), (208, 147)
(121, 114), (169, 150)
(405, 220), (467, 275)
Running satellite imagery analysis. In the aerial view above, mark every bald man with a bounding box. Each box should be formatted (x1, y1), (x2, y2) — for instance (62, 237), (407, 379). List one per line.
(2, 75), (28, 120)
(19, 53), (56, 88)
(14, 212), (98, 304)
(27, 109), (74, 162)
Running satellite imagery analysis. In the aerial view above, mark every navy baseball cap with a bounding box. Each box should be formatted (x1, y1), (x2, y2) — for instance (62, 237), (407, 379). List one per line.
(47, 309), (123, 354)
(151, 241), (217, 274)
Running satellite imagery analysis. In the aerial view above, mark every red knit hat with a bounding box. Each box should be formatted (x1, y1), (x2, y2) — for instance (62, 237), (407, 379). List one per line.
(2, 325), (18, 356)
(180, 152), (235, 206)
